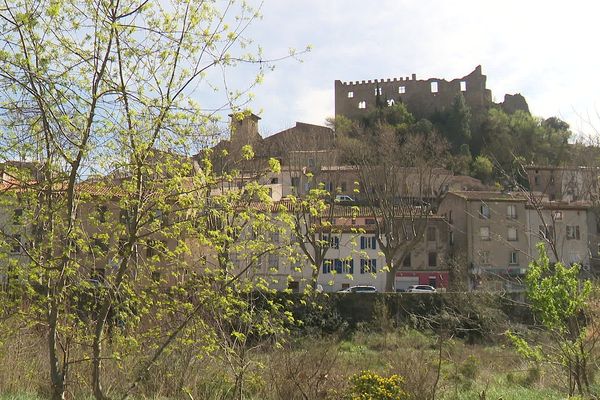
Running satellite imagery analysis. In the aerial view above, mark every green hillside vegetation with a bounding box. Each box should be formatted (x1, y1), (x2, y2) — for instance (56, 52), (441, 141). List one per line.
(334, 97), (577, 187)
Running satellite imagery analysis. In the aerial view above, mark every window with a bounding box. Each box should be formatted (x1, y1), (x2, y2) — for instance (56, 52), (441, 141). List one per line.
(358, 101), (366, 109)
(360, 259), (377, 274)
(365, 218), (376, 225)
(340, 182), (347, 192)
(270, 177), (278, 184)
(291, 176), (300, 187)
(347, 91), (354, 98)
(430, 81), (438, 93)
(374, 87), (382, 95)
(534, 176), (540, 185)
(323, 259), (334, 274)
(449, 231), (454, 245)
(335, 258), (354, 274)
(460, 81), (467, 91)
(360, 236), (377, 250)
(480, 250), (490, 265)
(480, 226), (490, 241)
(553, 211), (563, 220)
(507, 205), (517, 219)
(97, 205), (108, 223)
(479, 203), (490, 219)
(268, 254), (279, 270)
(271, 231), (280, 243)
(387, 99), (395, 107)
(153, 209), (167, 227)
(398, 86), (406, 94)
(566, 225), (580, 240)
(146, 240), (157, 258)
(509, 251), (519, 265)
(402, 253), (411, 267)
(323, 234), (340, 249)
(308, 158), (315, 168)
(428, 252), (437, 267)
(427, 226), (437, 242)
(13, 209), (22, 225)
(448, 210), (453, 223)
(507, 227), (518, 241)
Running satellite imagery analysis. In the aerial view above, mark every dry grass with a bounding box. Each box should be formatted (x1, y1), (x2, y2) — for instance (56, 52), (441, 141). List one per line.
(0, 324), (588, 400)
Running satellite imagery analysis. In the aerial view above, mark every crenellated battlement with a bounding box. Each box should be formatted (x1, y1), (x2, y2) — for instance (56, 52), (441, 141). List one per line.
(334, 66), (494, 120)
(338, 74), (418, 86)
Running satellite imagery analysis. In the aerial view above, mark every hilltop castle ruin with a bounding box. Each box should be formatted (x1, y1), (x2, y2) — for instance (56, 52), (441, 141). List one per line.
(334, 65), (529, 120)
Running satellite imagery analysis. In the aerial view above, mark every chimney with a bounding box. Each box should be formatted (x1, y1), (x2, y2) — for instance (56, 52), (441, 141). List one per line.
(230, 112), (261, 145)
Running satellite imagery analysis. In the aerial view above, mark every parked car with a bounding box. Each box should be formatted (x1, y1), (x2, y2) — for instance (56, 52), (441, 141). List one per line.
(338, 285), (378, 293)
(406, 285), (437, 293)
(334, 195), (355, 203)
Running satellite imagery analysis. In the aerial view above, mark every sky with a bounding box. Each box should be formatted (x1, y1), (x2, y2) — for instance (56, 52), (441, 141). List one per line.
(227, 0), (600, 139)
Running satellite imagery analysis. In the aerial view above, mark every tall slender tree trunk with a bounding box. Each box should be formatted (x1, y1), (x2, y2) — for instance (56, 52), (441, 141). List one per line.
(49, 302), (65, 400)
(385, 257), (395, 292)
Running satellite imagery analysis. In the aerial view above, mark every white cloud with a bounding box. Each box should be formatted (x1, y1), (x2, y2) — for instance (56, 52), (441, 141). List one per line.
(234, 0), (600, 135)
(294, 88), (332, 126)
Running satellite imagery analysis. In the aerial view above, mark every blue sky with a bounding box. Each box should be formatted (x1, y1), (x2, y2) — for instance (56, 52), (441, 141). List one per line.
(225, 0), (600, 138)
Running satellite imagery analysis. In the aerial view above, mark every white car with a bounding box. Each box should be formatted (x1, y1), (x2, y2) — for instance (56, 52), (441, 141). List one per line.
(406, 285), (437, 293)
(338, 285), (378, 293)
(334, 195), (355, 203)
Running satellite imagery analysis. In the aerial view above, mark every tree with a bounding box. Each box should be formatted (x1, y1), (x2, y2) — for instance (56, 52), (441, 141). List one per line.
(0, 1), (301, 399)
(340, 123), (450, 291)
(471, 155), (493, 184)
(508, 244), (598, 397)
(480, 109), (572, 182)
(447, 93), (472, 148)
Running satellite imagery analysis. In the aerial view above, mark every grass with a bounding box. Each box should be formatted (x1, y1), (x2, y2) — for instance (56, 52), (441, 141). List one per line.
(439, 385), (566, 400)
(0, 327), (593, 399)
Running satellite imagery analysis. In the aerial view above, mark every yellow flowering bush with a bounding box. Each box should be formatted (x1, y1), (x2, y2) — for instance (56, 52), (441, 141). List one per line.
(347, 370), (407, 400)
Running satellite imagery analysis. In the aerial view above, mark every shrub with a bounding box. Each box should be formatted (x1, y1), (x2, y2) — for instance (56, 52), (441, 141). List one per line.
(347, 370), (407, 400)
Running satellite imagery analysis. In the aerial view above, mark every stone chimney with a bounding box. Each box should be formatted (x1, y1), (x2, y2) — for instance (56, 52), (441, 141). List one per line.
(230, 112), (261, 146)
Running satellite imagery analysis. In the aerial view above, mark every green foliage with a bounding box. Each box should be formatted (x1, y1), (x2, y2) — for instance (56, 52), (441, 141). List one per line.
(508, 243), (595, 396)
(471, 155), (494, 183)
(480, 109), (571, 180)
(525, 244), (591, 333)
(347, 370), (407, 400)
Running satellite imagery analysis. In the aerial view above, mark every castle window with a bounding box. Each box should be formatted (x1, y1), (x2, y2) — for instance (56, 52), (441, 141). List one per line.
(374, 87), (382, 95)
(398, 86), (406, 94)
(387, 99), (395, 107)
(358, 101), (366, 109)
(430, 82), (438, 93)
(347, 91), (354, 98)
(460, 81), (467, 91)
